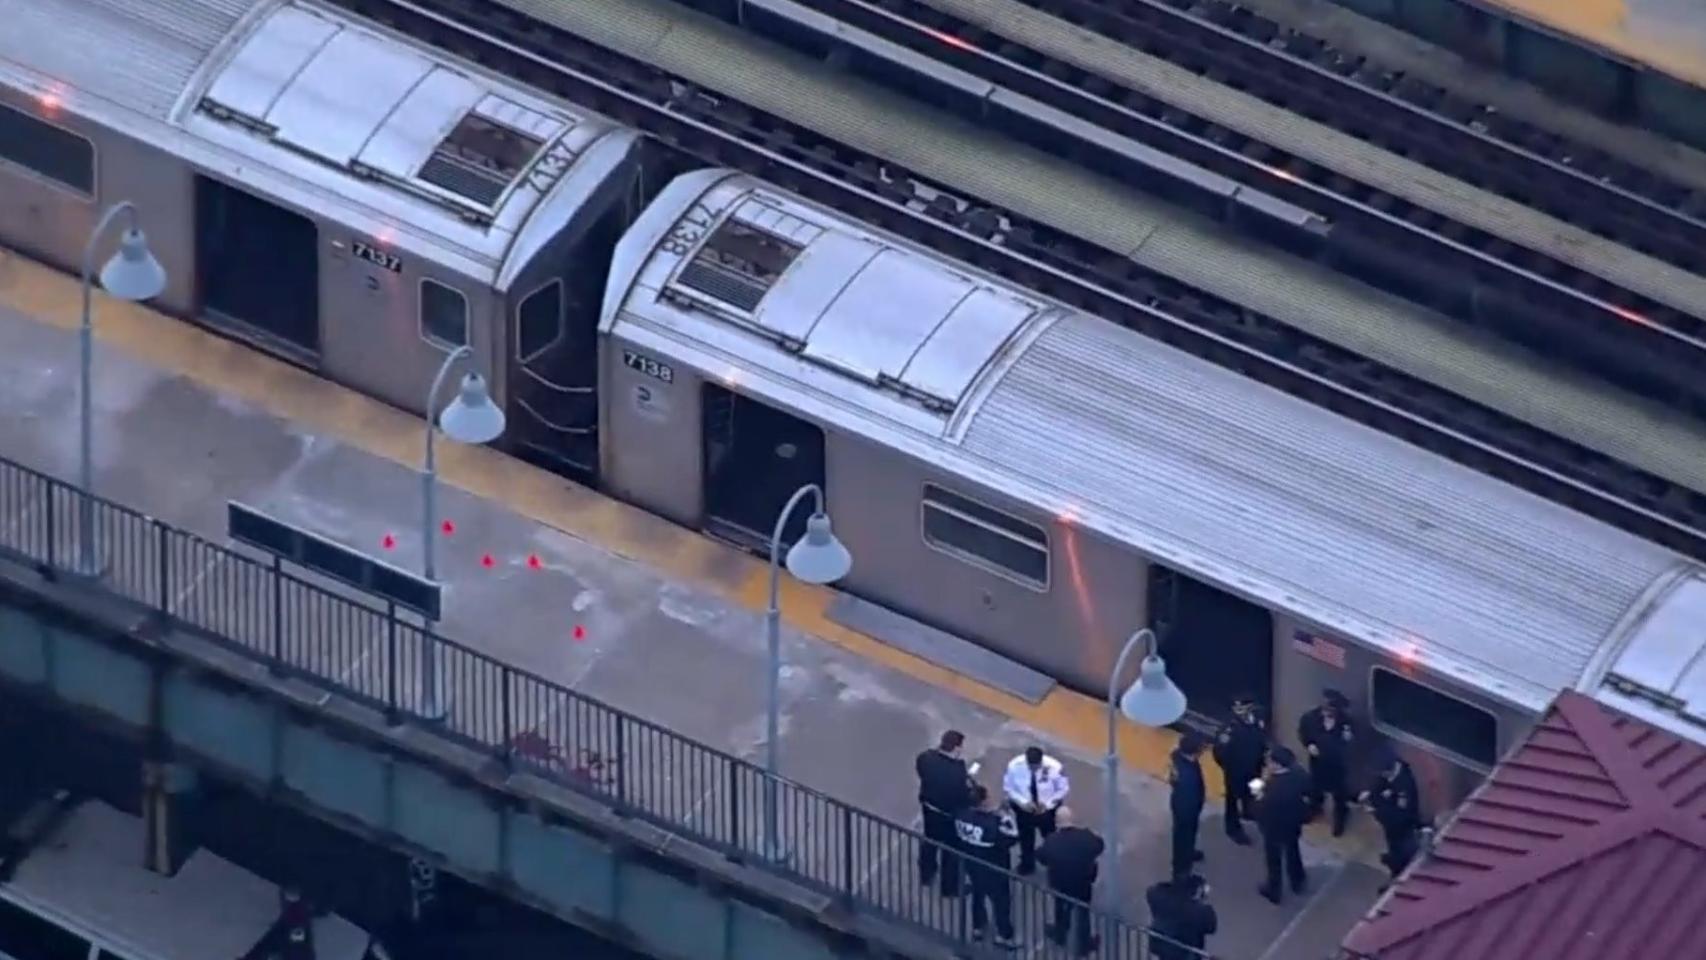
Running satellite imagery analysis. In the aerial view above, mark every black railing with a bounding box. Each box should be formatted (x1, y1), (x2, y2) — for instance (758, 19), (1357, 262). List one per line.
(0, 454), (1209, 958)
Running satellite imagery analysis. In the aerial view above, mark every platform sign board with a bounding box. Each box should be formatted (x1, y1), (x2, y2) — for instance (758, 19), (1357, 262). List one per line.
(227, 501), (441, 620)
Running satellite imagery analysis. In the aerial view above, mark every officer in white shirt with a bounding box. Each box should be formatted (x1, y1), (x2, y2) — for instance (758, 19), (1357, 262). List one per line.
(1003, 746), (1070, 875)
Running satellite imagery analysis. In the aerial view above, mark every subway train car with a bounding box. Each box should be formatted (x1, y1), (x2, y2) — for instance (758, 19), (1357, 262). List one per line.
(598, 167), (1704, 813)
(0, 0), (652, 478)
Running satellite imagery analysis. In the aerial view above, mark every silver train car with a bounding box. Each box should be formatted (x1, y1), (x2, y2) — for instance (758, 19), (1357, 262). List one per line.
(599, 168), (1706, 812)
(0, 0), (652, 476)
(4, 0), (1702, 812)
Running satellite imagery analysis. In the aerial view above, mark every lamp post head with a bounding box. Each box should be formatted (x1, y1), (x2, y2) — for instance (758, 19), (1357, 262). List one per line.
(1118, 654), (1187, 727)
(98, 228), (166, 302)
(785, 512), (851, 585)
(437, 372), (505, 444)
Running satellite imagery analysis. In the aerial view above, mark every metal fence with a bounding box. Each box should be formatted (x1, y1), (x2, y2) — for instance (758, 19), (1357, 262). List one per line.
(0, 454), (1209, 958)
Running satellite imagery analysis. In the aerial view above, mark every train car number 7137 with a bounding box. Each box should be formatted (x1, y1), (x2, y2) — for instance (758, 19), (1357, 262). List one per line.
(623, 349), (674, 384)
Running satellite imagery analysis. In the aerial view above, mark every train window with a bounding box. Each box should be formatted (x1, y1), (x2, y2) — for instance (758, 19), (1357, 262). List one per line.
(420, 279), (468, 348)
(0, 102), (95, 196)
(516, 280), (564, 362)
(920, 484), (1049, 589)
(0, 896), (93, 960)
(1371, 668), (1498, 768)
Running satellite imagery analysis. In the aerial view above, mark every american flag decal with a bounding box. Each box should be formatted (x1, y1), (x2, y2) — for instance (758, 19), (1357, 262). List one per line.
(1292, 630), (1347, 669)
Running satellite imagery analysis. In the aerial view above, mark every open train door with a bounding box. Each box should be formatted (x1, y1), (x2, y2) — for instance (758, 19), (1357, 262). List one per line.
(193, 175), (320, 362)
(700, 382), (826, 555)
(1149, 565), (1275, 727)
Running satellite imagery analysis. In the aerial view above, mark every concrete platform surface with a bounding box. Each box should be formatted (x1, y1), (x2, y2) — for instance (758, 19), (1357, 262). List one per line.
(0, 252), (1386, 960)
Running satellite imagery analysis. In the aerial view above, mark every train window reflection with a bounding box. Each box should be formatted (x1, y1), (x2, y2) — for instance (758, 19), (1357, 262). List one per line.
(0, 896), (93, 960)
(920, 484), (1049, 590)
(1371, 667), (1497, 768)
(0, 102), (94, 196)
(516, 280), (564, 362)
(420, 279), (468, 348)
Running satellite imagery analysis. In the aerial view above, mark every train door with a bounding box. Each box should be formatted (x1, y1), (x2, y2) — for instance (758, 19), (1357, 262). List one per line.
(509, 202), (629, 483)
(193, 176), (320, 360)
(700, 382), (826, 554)
(1149, 565), (1274, 726)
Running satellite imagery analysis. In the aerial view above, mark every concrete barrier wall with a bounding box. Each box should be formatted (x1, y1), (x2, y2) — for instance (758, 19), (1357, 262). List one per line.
(0, 585), (924, 960)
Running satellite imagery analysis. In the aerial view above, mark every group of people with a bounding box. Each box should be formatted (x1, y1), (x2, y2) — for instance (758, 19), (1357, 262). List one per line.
(915, 734), (1103, 954)
(914, 690), (1430, 957)
(1169, 690), (1428, 910)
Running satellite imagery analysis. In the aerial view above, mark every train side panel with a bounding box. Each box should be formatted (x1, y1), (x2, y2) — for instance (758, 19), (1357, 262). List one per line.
(828, 430), (1147, 694)
(1270, 613), (1533, 815)
(598, 332), (704, 528)
(0, 91), (196, 319)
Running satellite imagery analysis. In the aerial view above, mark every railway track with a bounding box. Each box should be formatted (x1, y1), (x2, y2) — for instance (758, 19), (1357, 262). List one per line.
(689, 0), (1706, 417)
(328, 0), (1706, 563)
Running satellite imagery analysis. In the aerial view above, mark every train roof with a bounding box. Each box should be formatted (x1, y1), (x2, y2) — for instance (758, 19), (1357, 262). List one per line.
(0, 0), (639, 285)
(604, 169), (1694, 713)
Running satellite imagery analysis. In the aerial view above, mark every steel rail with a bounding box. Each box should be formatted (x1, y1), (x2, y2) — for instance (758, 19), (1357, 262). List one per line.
(695, 0), (1706, 416)
(324, 0), (1706, 563)
(997, 0), (1706, 283)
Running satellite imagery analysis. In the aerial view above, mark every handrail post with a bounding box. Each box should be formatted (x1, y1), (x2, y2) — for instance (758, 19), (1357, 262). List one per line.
(155, 519), (170, 612)
(268, 555), (284, 674)
(43, 476), (56, 570)
(385, 604), (399, 725)
(500, 668), (513, 771)
(839, 805), (854, 902)
(727, 759), (740, 852)
(614, 712), (628, 808)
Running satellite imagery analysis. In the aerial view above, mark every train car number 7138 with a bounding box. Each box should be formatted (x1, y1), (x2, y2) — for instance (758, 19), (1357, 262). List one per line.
(623, 349), (674, 384)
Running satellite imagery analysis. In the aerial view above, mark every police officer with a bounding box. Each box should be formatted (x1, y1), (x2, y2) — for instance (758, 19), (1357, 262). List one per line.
(1255, 746), (1311, 905)
(1213, 694), (1268, 845)
(915, 730), (974, 896)
(1002, 746), (1070, 875)
(1038, 807), (1104, 958)
(1298, 689), (1356, 837)
(1361, 746), (1425, 886)
(1167, 732), (1209, 879)
(1145, 873), (1218, 960)
(953, 784), (1019, 948)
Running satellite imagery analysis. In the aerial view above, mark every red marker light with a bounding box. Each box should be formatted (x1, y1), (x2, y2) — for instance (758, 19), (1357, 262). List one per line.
(480, 553), (496, 568)
(381, 534), (396, 550)
(572, 625), (586, 641)
(527, 554), (542, 570)
(441, 520), (456, 535)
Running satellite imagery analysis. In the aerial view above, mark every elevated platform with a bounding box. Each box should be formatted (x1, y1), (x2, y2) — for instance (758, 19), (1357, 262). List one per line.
(1329, 0), (1706, 150)
(0, 252), (1386, 958)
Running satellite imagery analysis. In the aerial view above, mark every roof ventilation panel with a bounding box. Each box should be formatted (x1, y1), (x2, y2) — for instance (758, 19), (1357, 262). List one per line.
(416, 102), (547, 208)
(675, 220), (806, 313)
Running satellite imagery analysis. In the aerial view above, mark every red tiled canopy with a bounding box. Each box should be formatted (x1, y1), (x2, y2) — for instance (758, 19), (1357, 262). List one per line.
(1340, 691), (1706, 960)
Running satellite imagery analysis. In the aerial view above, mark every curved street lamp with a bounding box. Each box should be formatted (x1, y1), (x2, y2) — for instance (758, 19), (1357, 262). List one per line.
(1104, 627), (1186, 905)
(80, 202), (167, 573)
(763, 483), (851, 860)
(420, 344), (505, 720)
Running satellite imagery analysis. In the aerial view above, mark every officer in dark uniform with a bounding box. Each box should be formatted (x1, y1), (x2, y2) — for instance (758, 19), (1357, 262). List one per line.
(1167, 732), (1209, 879)
(953, 784), (1019, 948)
(915, 730), (974, 896)
(1297, 689), (1357, 837)
(1145, 873), (1218, 960)
(1361, 746), (1425, 885)
(1212, 694), (1268, 845)
(1037, 807), (1104, 958)
(1255, 746), (1311, 905)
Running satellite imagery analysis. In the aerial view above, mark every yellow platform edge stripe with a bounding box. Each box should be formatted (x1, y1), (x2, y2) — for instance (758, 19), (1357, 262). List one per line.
(0, 249), (1208, 787)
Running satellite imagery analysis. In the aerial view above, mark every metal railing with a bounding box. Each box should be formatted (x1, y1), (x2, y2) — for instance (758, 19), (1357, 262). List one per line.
(0, 454), (1209, 958)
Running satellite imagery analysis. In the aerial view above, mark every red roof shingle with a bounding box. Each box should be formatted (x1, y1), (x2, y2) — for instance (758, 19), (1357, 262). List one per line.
(1341, 691), (1706, 960)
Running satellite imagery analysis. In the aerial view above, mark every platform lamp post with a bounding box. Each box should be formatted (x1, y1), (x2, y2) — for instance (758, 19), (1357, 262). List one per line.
(420, 344), (506, 721)
(763, 483), (852, 861)
(1104, 627), (1187, 906)
(78, 201), (167, 575)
